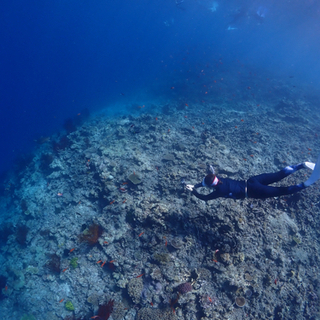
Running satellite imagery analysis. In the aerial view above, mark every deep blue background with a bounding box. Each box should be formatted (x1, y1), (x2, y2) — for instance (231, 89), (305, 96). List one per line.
(1, 0), (320, 175)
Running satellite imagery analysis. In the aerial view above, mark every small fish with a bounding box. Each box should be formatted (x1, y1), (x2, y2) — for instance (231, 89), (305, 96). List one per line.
(101, 260), (106, 267)
(155, 117), (158, 121)
(110, 200), (115, 205)
(274, 279), (278, 285)
(91, 316), (100, 319)
(69, 248), (75, 253)
(208, 296), (212, 303)
(97, 260), (102, 264)
(122, 182), (128, 185)
(136, 273), (145, 278)
(109, 260), (115, 263)
(165, 240), (167, 247)
(213, 259), (218, 263)
(62, 267), (69, 272)
(139, 232), (145, 237)
(5, 285), (8, 291)
(59, 299), (64, 303)
(122, 199), (127, 203)
(235, 126), (238, 128)
(103, 241), (108, 244)
(150, 302), (154, 306)
(57, 193), (63, 197)
(171, 87), (174, 89)
(119, 188), (127, 193)
(240, 119), (244, 122)
(185, 103), (188, 106)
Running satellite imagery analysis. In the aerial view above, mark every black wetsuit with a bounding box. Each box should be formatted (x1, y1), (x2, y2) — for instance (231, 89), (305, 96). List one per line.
(192, 165), (306, 201)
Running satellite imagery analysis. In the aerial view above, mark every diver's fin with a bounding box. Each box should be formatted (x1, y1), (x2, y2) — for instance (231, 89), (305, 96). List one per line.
(304, 154), (320, 187)
(304, 161), (315, 170)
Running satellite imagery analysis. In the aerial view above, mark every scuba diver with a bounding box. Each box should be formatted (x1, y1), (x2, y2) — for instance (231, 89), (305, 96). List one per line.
(185, 155), (320, 201)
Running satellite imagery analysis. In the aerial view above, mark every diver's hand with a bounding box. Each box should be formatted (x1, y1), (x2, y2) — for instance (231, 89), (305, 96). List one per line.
(186, 184), (194, 191)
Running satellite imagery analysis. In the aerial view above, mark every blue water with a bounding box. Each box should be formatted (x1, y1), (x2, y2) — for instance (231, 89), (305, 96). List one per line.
(1, 0), (320, 176)
(2, 1), (320, 319)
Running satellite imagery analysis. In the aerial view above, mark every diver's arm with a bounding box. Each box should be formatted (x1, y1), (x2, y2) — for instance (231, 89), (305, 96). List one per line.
(192, 189), (219, 201)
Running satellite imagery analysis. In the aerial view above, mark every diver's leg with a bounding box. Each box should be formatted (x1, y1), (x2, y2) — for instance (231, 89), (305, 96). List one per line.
(247, 179), (306, 199)
(251, 163), (305, 186)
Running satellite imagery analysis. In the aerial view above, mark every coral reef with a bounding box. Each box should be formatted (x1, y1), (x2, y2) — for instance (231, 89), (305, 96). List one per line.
(16, 225), (28, 246)
(65, 301), (75, 311)
(0, 224), (13, 246)
(0, 275), (7, 300)
(137, 307), (177, 320)
(127, 277), (144, 304)
(176, 282), (192, 294)
(235, 296), (246, 307)
(79, 223), (103, 245)
(97, 299), (114, 320)
(39, 153), (54, 174)
(1, 93), (320, 319)
(20, 314), (36, 320)
(45, 253), (61, 274)
(70, 257), (78, 268)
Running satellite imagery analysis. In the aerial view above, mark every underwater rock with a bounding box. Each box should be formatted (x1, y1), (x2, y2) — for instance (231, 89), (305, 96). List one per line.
(25, 266), (39, 275)
(170, 237), (184, 249)
(87, 293), (100, 306)
(153, 253), (171, 264)
(11, 269), (25, 290)
(20, 314), (36, 320)
(162, 153), (175, 161)
(128, 173), (142, 185)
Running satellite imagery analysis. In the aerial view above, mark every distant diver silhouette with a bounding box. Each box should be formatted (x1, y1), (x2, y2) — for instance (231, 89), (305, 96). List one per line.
(175, 0), (184, 6)
(256, 6), (268, 18)
(186, 154), (320, 201)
